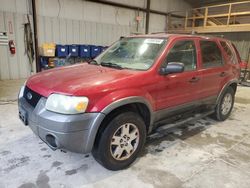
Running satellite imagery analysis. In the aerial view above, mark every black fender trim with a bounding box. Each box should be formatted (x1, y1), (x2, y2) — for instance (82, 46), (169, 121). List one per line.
(216, 79), (238, 104)
(101, 96), (154, 131)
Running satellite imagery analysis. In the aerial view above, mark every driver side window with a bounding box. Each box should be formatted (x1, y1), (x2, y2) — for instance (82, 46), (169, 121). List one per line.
(164, 40), (197, 71)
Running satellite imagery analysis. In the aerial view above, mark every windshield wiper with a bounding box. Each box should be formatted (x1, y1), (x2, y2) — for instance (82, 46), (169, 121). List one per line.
(88, 59), (98, 65)
(100, 62), (123, 69)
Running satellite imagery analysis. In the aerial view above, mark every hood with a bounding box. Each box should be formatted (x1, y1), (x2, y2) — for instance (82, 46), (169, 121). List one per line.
(26, 63), (138, 97)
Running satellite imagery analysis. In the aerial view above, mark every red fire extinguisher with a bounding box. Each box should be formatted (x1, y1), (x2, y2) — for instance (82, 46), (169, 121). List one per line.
(9, 40), (16, 55)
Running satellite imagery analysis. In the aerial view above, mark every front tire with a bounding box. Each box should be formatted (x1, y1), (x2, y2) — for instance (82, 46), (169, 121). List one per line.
(213, 87), (235, 121)
(92, 111), (146, 171)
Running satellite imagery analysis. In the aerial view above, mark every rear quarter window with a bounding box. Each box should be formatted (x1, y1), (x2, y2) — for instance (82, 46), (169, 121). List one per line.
(220, 41), (237, 64)
(232, 43), (241, 64)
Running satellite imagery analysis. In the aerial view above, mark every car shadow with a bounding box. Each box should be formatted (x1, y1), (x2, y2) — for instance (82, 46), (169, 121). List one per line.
(141, 117), (218, 156)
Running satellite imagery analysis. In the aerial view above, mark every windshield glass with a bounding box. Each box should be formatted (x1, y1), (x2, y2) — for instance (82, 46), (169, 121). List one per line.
(94, 37), (167, 70)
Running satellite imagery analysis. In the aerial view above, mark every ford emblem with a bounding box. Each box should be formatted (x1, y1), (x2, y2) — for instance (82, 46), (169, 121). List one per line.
(27, 92), (32, 100)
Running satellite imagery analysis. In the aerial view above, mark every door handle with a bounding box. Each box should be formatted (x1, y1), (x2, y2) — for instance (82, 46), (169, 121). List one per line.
(189, 77), (200, 83)
(220, 72), (226, 77)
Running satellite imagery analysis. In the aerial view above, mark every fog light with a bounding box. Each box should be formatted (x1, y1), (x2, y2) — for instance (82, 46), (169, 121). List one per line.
(46, 134), (57, 148)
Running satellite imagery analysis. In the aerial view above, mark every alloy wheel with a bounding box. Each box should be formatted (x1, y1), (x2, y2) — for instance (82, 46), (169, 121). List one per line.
(110, 123), (140, 161)
(221, 93), (233, 115)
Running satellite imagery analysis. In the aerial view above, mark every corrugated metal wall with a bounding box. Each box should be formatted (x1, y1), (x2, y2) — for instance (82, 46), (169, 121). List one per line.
(37, 16), (130, 46)
(0, 0), (191, 80)
(0, 12), (32, 80)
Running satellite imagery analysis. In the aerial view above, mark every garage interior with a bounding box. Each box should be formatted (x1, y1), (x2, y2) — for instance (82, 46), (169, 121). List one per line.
(0, 0), (250, 187)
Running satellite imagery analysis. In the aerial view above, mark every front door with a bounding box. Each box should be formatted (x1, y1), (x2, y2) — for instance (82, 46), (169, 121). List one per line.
(155, 39), (202, 112)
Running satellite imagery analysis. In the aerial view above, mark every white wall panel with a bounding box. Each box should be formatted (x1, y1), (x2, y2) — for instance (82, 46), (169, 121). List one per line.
(5, 12), (19, 79)
(83, 2), (102, 22)
(79, 21), (86, 44)
(151, 0), (191, 13)
(44, 17), (53, 42)
(0, 11), (31, 80)
(0, 0), (17, 13)
(66, 19), (73, 43)
(101, 24), (109, 45)
(59, 18), (67, 44)
(51, 17), (60, 43)
(148, 13), (166, 33)
(115, 0), (146, 8)
(37, 16), (44, 45)
(15, 14), (31, 78)
(72, 20), (80, 44)
(0, 12), (10, 80)
(96, 23), (103, 45)
(84, 21), (92, 44)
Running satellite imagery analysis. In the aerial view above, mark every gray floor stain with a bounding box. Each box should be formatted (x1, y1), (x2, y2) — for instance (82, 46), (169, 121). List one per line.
(0, 150), (11, 156)
(137, 168), (183, 188)
(65, 164), (89, 176)
(40, 148), (47, 151)
(205, 122), (211, 126)
(43, 155), (51, 158)
(36, 171), (51, 188)
(18, 182), (36, 188)
(51, 161), (63, 168)
(155, 148), (164, 152)
(65, 169), (77, 175)
(235, 98), (250, 104)
(4, 156), (30, 173)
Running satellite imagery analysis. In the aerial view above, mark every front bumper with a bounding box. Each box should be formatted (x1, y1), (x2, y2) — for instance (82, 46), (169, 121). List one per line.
(18, 96), (105, 153)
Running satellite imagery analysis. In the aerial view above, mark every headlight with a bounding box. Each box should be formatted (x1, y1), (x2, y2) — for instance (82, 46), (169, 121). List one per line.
(45, 94), (89, 114)
(18, 86), (25, 99)
(18, 80), (27, 99)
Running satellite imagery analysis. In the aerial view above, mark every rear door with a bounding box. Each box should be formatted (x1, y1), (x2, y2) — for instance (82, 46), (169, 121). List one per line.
(156, 38), (202, 111)
(198, 40), (230, 100)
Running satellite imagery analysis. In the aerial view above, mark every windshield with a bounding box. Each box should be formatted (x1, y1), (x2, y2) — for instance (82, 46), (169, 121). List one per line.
(93, 37), (167, 70)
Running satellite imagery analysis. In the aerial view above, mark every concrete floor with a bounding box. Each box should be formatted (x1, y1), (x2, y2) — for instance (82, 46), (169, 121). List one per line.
(0, 79), (250, 188)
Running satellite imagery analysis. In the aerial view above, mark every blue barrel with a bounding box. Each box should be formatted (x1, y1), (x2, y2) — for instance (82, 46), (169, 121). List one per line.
(69, 45), (79, 57)
(56, 45), (69, 57)
(90, 45), (101, 58)
(40, 57), (48, 68)
(79, 45), (91, 58)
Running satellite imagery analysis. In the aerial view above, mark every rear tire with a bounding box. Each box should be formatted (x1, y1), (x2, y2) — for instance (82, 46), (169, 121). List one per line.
(92, 111), (146, 171)
(213, 87), (235, 121)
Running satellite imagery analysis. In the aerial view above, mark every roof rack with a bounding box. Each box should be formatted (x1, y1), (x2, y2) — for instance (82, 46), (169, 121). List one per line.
(150, 30), (197, 35)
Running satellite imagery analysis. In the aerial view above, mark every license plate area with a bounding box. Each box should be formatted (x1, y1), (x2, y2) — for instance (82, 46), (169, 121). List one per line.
(19, 107), (28, 125)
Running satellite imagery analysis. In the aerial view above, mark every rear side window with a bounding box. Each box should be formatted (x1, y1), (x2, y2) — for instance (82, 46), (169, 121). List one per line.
(220, 41), (235, 62)
(165, 40), (197, 71)
(200, 41), (223, 68)
(232, 43), (241, 64)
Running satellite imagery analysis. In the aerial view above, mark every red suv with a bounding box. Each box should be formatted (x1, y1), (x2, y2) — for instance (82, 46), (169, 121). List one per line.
(18, 34), (240, 170)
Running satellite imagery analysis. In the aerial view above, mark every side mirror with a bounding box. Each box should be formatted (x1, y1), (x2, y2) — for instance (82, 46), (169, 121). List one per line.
(159, 62), (184, 75)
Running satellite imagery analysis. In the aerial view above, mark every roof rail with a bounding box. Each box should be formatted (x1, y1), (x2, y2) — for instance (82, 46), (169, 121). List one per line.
(150, 32), (167, 34)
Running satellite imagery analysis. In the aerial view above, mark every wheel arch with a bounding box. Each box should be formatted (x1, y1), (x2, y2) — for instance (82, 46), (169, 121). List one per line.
(92, 97), (154, 150)
(216, 79), (238, 104)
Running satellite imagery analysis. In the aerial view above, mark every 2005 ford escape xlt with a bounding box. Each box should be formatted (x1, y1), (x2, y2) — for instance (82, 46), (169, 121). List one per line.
(18, 34), (240, 170)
